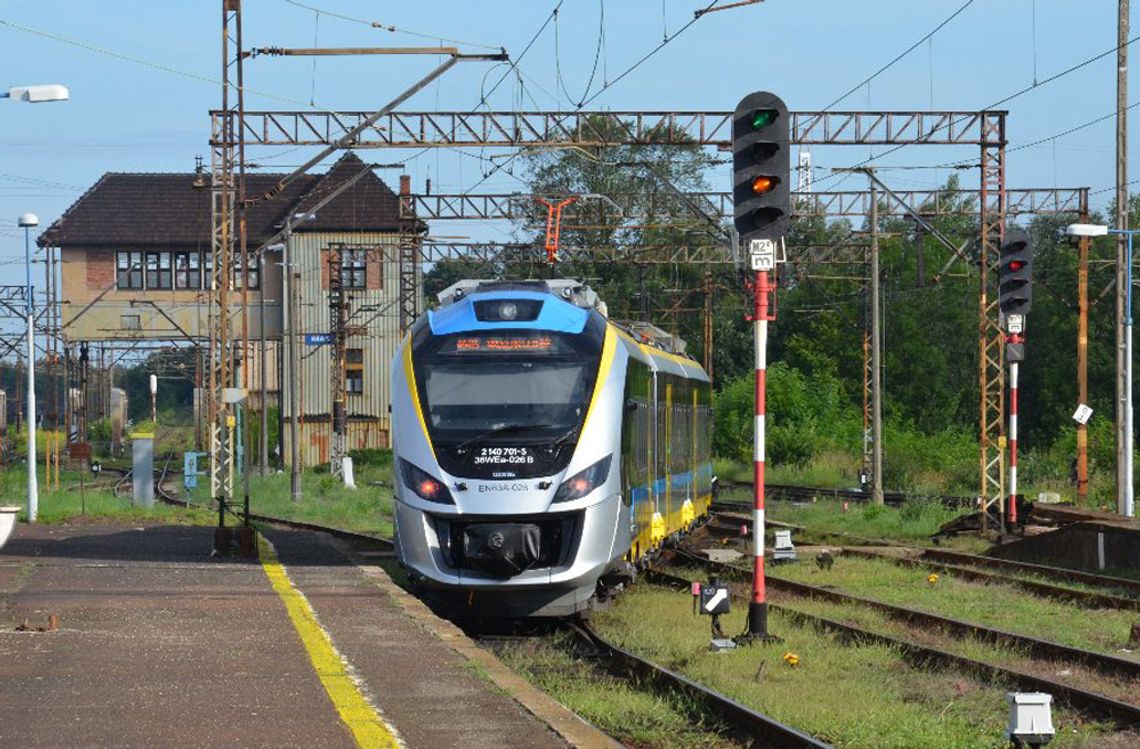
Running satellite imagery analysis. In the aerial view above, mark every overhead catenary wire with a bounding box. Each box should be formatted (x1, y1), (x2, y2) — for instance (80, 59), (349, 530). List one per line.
(812, 29), (1140, 193)
(281, 0), (501, 51)
(577, 0), (723, 109)
(818, 0), (975, 113)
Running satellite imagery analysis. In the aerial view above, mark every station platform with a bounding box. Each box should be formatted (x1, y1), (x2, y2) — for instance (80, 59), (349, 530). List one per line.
(0, 522), (617, 749)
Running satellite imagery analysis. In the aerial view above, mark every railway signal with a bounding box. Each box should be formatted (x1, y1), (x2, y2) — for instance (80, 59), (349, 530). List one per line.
(733, 92), (790, 244)
(999, 229), (1033, 321)
(734, 91), (789, 644)
(1000, 229), (1033, 530)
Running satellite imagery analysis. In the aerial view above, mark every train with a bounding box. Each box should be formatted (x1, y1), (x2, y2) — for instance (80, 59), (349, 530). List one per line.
(390, 279), (714, 617)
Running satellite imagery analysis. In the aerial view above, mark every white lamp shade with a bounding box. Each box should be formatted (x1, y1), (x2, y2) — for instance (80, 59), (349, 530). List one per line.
(17, 213), (38, 228)
(1065, 223), (1109, 237)
(8, 84), (69, 103)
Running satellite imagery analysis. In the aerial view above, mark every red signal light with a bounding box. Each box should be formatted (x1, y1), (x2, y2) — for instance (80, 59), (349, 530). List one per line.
(1008, 260), (1025, 271)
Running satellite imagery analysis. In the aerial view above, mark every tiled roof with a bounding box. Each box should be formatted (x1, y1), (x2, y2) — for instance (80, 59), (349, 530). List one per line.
(39, 152), (409, 247)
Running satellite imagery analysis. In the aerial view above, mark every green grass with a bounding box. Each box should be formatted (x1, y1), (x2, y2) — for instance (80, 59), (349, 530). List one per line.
(592, 585), (1115, 749)
(666, 564), (1140, 710)
(740, 497), (971, 544)
(0, 462), (211, 525)
(497, 634), (745, 749)
(183, 451), (396, 536)
(770, 556), (1140, 657)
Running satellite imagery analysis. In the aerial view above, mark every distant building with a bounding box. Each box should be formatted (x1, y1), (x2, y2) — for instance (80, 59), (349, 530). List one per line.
(39, 152), (421, 464)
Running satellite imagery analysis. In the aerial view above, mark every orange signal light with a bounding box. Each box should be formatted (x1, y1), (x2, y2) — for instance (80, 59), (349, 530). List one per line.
(751, 176), (775, 194)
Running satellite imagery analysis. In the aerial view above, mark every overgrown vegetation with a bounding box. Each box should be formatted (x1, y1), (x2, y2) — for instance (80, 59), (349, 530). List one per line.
(497, 635), (745, 749)
(589, 585), (1111, 749)
(0, 462), (210, 525)
(180, 447), (396, 536)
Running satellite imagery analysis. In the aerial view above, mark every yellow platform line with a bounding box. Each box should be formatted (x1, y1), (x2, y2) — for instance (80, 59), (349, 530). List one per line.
(258, 535), (403, 749)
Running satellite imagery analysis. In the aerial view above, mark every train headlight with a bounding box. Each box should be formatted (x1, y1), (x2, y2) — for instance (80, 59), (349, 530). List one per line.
(552, 455), (612, 503)
(399, 459), (455, 504)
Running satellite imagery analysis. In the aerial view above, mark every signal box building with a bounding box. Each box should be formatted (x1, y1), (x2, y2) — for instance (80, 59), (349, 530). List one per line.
(39, 152), (421, 464)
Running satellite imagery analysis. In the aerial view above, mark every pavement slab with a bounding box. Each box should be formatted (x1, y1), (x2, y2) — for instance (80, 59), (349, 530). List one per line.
(0, 522), (585, 749)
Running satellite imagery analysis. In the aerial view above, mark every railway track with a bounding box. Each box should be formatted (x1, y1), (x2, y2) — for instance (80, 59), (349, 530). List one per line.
(646, 565), (1140, 729)
(565, 620), (834, 749)
(708, 508), (1140, 602)
(841, 546), (1140, 611)
(668, 546), (1140, 683)
(716, 482), (974, 509)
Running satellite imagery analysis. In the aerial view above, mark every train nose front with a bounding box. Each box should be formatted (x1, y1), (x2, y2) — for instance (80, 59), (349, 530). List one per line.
(462, 522), (543, 578)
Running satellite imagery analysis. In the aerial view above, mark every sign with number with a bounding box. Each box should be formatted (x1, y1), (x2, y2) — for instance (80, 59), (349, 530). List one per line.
(1072, 403), (1094, 425)
(699, 582), (731, 615)
(305, 333), (334, 346)
(749, 238), (776, 271)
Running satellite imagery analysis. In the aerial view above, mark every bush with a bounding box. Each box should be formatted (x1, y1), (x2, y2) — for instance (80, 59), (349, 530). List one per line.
(713, 364), (860, 467)
(348, 448), (393, 467)
(862, 503), (888, 521)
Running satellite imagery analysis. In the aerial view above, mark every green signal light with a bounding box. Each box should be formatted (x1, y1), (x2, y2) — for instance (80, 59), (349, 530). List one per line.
(752, 109), (777, 128)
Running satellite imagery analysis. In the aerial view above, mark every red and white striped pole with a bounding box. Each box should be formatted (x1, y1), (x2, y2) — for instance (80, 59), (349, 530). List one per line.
(748, 268), (770, 639)
(1008, 338), (1022, 528)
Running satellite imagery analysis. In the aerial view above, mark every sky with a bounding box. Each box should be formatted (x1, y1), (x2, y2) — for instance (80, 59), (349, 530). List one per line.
(0, 0), (1130, 301)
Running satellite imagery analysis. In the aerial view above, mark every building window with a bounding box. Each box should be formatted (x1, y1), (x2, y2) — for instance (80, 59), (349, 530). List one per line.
(116, 251), (143, 290)
(202, 251), (213, 289)
(175, 252), (201, 290)
(233, 255), (260, 290)
(346, 348), (364, 394)
(341, 249), (366, 289)
(121, 314), (141, 330)
(146, 251), (172, 290)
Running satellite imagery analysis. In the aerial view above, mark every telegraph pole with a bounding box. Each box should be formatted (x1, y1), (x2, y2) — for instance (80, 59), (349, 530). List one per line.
(1117, 0), (1130, 515)
(870, 178), (884, 505)
(1077, 202), (1091, 506)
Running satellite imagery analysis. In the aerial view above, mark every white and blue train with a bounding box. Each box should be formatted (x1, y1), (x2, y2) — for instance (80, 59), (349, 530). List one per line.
(390, 279), (714, 617)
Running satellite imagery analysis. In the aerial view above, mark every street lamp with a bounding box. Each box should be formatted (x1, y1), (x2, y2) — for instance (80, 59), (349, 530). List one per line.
(267, 212), (315, 502)
(2, 85), (69, 103)
(18, 214), (39, 523)
(1067, 222), (1134, 517)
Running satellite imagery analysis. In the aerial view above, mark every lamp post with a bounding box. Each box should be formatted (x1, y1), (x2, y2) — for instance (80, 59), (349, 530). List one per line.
(274, 212), (315, 502)
(18, 214), (39, 523)
(1067, 223), (1136, 517)
(6, 83), (68, 523)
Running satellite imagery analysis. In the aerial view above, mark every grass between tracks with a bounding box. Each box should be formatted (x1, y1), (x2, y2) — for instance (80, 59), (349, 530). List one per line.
(767, 555), (1140, 658)
(0, 463), (212, 524)
(182, 451), (396, 536)
(497, 635), (746, 749)
(585, 584), (1116, 749)
(720, 494), (988, 552)
(5, 446), (395, 534)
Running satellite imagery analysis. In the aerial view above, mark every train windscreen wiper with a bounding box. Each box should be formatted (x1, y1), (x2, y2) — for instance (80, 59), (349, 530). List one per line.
(454, 423), (532, 452)
(549, 425), (581, 448)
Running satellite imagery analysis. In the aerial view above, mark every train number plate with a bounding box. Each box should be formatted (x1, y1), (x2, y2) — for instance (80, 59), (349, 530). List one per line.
(473, 446), (535, 466)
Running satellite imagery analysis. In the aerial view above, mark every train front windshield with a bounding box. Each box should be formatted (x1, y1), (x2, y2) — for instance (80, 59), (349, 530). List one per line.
(423, 360), (590, 434)
(413, 328), (604, 446)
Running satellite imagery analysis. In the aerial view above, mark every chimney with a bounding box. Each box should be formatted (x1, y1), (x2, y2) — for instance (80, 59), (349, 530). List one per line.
(399, 174), (411, 197)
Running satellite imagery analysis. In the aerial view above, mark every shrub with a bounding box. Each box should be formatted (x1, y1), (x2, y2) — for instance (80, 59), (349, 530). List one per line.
(348, 448), (393, 467)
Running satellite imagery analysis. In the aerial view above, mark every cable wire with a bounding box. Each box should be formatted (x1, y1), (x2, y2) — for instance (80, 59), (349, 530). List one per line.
(281, 0), (500, 50)
(577, 0), (722, 109)
(812, 30), (1140, 192)
(818, 0), (974, 113)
